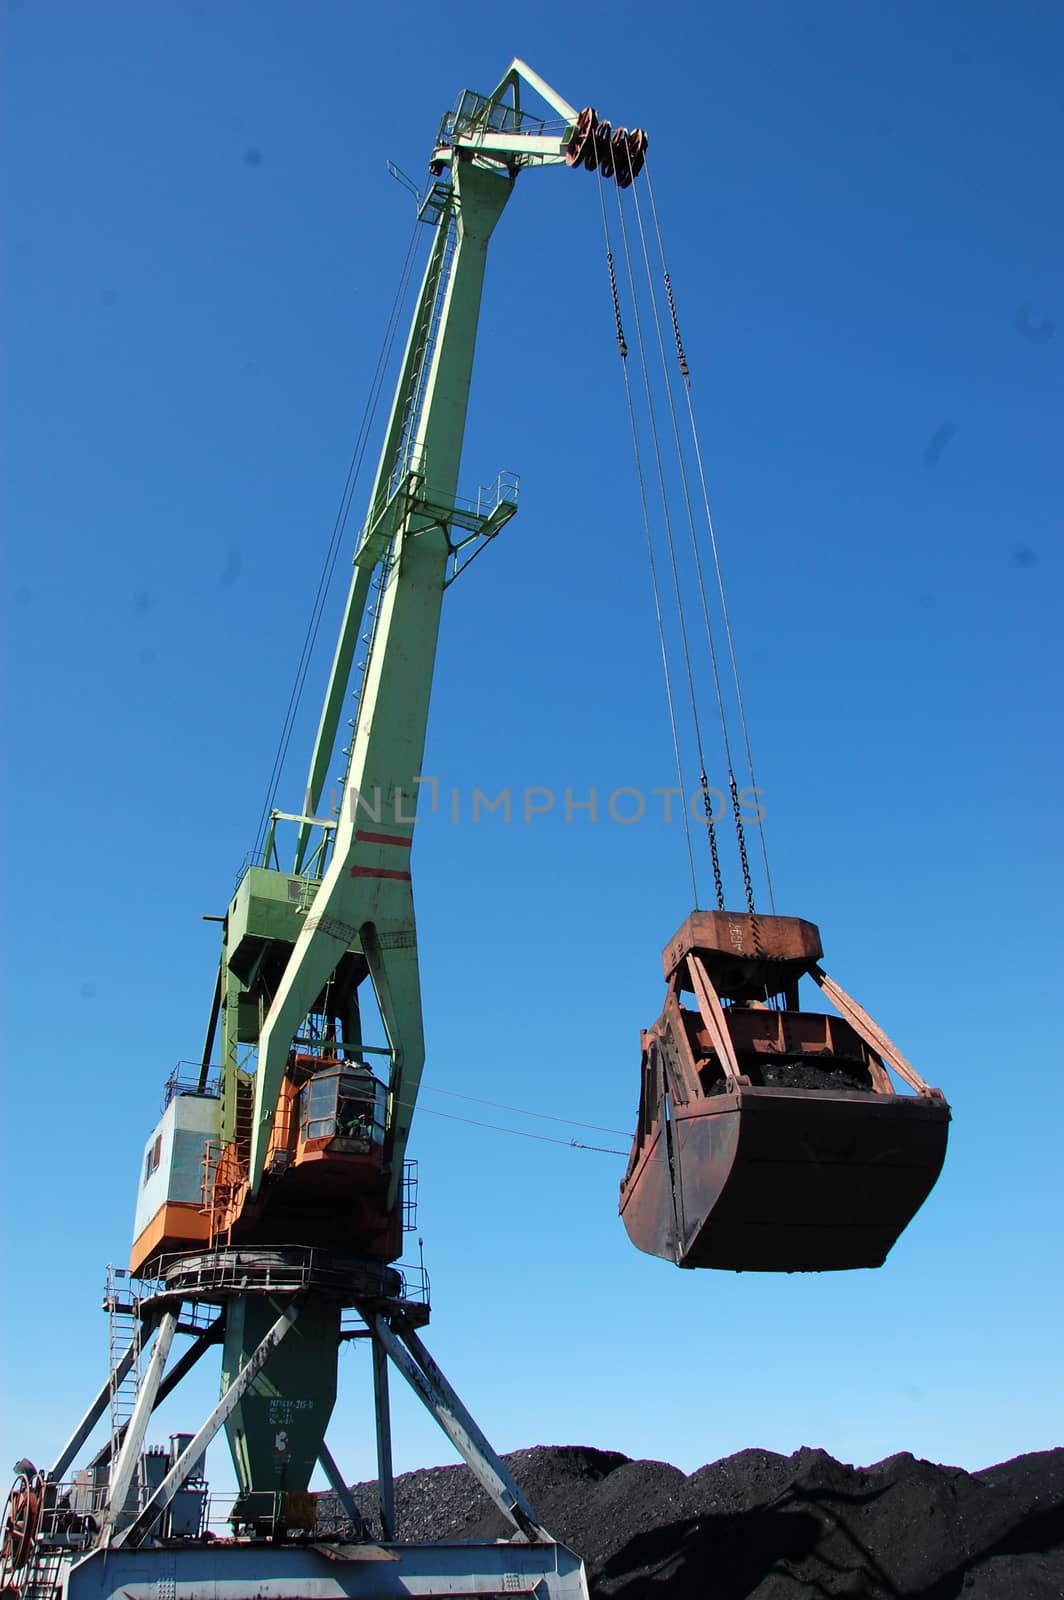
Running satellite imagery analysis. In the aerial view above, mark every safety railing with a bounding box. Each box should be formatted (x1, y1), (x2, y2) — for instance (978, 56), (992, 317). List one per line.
(130, 1245), (430, 1320)
(33, 1480), (381, 1551)
(340, 1259), (431, 1336)
(232, 846), (326, 893)
(163, 1062), (221, 1109)
(402, 1159), (419, 1232)
(439, 87), (549, 144)
(471, 468), (520, 519)
(34, 1466), (209, 1552)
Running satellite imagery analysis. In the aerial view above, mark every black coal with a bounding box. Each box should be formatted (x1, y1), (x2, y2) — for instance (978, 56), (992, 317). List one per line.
(319, 1442), (1064, 1598)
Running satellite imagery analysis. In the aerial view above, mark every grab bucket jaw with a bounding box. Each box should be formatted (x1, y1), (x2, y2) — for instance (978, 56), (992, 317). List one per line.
(619, 912), (950, 1272)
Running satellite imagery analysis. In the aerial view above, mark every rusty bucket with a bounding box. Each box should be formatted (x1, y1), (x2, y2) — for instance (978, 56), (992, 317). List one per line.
(619, 912), (951, 1272)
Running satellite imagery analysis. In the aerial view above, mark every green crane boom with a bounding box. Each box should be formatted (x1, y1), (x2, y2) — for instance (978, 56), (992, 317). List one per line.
(211, 61), (578, 1229)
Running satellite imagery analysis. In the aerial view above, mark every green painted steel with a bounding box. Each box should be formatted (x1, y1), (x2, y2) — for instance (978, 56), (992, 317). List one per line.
(203, 68), (578, 1223)
(221, 1296), (339, 1520)
(97, 62), (586, 1531)
(204, 81), (578, 1511)
(291, 204), (458, 878)
(244, 153), (516, 1206)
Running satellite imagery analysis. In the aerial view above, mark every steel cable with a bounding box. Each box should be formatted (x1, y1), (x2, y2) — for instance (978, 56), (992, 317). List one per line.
(641, 162), (776, 912)
(626, 168), (755, 911)
(610, 178), (727, 907)
(594, 166), (699, 906)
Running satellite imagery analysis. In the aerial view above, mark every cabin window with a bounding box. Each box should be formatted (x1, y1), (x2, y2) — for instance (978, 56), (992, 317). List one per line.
(337, 1069), (381, 1139)
(297, 1066), (385, 1145)
(301, 1073), (340, 1140)
(143, 1134), (162, 1184)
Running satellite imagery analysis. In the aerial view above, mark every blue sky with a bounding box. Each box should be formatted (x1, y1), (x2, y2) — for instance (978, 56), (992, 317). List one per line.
(2, 0), (1061, 1497)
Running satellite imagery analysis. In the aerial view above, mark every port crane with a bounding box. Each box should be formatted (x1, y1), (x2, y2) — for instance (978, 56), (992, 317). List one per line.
(2, 56), (948, 1600)
(1, 61), (627, 1600)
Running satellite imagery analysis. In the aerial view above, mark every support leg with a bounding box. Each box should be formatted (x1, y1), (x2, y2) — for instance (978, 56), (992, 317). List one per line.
(115, 1299), (301, 1550)
(371, 1333), (395, 1539)
(316, 1444), (365, 1538)
(363, 1310), (547, 1545)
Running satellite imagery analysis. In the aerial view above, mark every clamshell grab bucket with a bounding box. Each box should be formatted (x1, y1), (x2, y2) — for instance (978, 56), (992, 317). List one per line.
(619, 912), (950, 1272)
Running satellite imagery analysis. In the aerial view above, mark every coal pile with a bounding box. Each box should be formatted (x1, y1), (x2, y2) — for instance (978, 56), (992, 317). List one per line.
(320, 1442), (1064, 1598)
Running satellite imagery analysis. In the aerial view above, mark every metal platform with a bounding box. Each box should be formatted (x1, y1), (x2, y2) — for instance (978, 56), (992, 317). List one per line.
(64, 1538), (588, 1600)
(141, 1246), (429, 1327)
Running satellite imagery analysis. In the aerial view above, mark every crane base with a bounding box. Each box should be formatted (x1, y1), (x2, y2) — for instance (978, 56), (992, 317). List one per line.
(62, 1537), (588, 1600)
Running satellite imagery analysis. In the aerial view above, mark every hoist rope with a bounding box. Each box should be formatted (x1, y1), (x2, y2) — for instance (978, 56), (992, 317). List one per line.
(594, 168), (699, 906)
(626, 168), (756, 914)
(641, 163), (777, 913)
(252, 213), (426, 862)
(609, 175), (727, 909)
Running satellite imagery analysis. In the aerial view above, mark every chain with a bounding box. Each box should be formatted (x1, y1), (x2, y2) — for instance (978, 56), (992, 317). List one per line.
(729, 773), (755, 914)
(606, 247), (628, 360)
(701, 772), (725, 909)
(663, 269), (689, 378)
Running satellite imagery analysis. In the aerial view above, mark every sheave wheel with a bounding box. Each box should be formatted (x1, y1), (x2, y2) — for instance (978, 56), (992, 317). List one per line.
(0, 1471), (44, 1597)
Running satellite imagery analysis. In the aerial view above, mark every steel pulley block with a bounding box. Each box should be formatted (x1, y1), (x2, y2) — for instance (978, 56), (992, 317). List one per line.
(614, 127), (648, 187)
(565, 105), (598, 167)
(595, 121), (615, 178)
(567, 107), (649, 185)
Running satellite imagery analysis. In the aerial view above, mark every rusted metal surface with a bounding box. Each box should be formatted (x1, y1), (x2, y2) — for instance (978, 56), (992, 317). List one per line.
(565, 107), (648, 184)
(0, 1469), (44, 1595)
(663, 911), (823, 984)
(620, 912), (950, 1272)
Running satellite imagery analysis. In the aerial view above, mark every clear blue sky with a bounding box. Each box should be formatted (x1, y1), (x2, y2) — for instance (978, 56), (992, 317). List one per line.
(2, 0), (1061, 1496)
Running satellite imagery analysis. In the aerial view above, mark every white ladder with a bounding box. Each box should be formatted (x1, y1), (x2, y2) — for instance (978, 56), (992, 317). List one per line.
(104, 1265), (142, 1485)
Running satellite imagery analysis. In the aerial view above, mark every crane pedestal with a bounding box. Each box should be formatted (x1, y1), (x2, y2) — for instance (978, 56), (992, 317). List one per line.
(1, 1247), (588, 1600)
(61, 1538), (588, 1600)
(146, 1247), (410, 1535)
